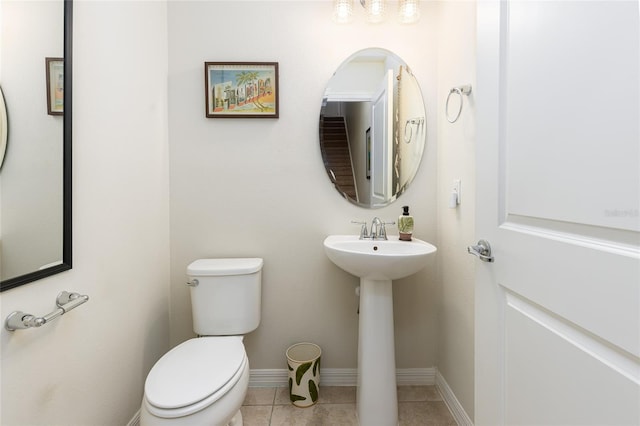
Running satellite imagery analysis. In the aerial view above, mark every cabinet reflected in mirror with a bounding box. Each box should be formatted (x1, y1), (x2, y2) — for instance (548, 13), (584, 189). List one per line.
(319, 48), (426, 208)
(0, 0), (72, 291)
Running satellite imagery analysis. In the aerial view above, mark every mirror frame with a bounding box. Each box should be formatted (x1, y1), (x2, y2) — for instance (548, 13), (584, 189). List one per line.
(1, 0), (72, 292)
(0, 88), (7, 167)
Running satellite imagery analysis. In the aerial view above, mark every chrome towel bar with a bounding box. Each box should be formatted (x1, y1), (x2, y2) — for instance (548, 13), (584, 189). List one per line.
(4, 291), (89, 331)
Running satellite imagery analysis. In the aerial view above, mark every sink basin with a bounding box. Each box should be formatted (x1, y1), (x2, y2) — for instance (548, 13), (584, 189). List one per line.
(323, 235), (437, 280)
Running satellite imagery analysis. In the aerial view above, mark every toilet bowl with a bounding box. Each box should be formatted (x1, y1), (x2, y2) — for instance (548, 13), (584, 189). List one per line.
(140, 258), (263, 426)
(141, 336), (249, 425)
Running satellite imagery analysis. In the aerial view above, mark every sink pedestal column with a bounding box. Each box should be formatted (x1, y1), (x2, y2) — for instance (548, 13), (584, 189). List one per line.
(357, 278), (398, 426)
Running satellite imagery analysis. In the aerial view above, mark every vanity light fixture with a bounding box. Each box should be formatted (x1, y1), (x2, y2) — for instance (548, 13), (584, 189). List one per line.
(333, 0), (419, 24)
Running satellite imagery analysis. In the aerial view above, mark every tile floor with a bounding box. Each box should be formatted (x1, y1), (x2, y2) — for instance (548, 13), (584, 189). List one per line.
(240, 385), (457, 425)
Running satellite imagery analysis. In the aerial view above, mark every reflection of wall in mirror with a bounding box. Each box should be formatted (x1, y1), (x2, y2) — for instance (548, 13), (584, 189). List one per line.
(325, 61), (385, 98)
(0, 0), (64, 281)
(397, 67), (425, 190)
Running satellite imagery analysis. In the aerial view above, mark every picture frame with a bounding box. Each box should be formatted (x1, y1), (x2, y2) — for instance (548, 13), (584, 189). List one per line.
(46, 57), (64, 116)
(204, 62), (279, 118)
(366, 127), (371, 179)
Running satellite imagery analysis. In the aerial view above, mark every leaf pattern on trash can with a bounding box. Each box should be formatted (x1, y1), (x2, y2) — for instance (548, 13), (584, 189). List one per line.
(295, 361), (312, 385)
(287, 363), (294, 372)
(288, 378), (299, 400)
(309, 379), (318, 402)
(312, 357), (320, 376)
(290, 393), (307, 403)
(289, 378), (306, 403)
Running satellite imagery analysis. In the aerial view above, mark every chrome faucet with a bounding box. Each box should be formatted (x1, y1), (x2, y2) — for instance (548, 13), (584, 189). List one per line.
(370, 217), (383, 239)
(352, 218), (395, 240)
(371, 217), (395, 240)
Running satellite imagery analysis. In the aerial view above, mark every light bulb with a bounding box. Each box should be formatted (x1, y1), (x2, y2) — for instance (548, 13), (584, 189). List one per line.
(333, 0), (354, 24)
(398, 0), (420, 24)
(365, 0), (386, 23)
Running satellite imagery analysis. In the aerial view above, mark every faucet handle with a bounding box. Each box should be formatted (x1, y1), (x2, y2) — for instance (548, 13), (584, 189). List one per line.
(378, 221), (395, 240)
(351, 220), (369, 239)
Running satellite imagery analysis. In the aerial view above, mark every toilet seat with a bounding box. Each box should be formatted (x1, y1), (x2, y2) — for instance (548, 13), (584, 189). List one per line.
(144, 336), (246, 418)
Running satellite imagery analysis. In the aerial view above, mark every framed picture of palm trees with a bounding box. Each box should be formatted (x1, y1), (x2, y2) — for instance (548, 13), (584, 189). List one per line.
(205, 62), (279, 118)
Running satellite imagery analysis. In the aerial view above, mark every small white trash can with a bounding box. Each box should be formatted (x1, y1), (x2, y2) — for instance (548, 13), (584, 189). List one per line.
(286, 342), (321, 407)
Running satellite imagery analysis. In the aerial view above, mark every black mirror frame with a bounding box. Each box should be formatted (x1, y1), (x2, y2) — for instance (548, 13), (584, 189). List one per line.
(1, 0), (72, 292)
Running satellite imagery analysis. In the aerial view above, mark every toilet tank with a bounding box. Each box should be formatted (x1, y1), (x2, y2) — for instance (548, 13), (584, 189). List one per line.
(187, 258), (263, 336)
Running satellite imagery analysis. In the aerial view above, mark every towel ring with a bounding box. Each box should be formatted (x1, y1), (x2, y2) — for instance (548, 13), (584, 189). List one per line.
(446, 85), (472, 123)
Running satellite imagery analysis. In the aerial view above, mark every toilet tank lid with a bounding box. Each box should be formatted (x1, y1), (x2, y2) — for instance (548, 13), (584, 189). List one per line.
(187, 258), (263, 276)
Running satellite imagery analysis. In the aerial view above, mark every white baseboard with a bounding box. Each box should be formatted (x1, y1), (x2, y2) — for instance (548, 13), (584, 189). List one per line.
(396, 367), (436, 386)
(248, 368), (289, 387)
(435, 369), (473, 426)
(249, 367), (436, 387)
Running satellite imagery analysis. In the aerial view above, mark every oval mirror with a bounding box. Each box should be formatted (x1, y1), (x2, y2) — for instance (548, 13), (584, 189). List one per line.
(319, 48), (426, 208)
(0, 87), (7, 169)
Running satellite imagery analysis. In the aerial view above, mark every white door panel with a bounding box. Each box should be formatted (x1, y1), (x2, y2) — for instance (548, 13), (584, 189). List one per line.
(496, 228), (640, 356)
(504, 1), (640, 232)
(505, 294), (640, 426)
(476, 1), (640, 424)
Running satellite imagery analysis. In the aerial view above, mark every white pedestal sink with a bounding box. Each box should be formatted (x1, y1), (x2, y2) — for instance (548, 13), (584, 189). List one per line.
(323, 235), (437, 426)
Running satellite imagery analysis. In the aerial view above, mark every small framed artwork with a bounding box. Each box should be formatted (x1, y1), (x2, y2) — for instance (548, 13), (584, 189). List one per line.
(204, 62), (279, 118)
(366, 127), (371, 179)
(46, 57), (64, 116)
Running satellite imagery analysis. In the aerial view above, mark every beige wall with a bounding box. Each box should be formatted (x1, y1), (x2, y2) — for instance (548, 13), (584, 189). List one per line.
(0, 1), (479, 424)
(0, 1), (171, 424)
(167, 1), (440, 370)
(436, 1), (477, 420)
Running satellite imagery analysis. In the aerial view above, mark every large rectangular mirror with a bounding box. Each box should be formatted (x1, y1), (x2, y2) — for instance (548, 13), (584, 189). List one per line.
(0, 0), (72, 291)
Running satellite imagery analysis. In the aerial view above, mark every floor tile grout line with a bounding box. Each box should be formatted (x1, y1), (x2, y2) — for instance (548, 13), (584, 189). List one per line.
(269, 386), (276, 425)
(268, 404), (274, 426)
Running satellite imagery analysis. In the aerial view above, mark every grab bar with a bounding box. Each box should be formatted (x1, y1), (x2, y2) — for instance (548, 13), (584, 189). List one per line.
(4, 291), (89, 331)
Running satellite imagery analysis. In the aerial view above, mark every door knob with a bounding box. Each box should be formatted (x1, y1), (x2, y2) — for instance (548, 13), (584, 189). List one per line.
(467, 239), (494, 262)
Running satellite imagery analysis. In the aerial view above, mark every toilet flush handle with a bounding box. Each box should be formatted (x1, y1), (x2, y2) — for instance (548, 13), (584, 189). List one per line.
(186, 279), (199, 287)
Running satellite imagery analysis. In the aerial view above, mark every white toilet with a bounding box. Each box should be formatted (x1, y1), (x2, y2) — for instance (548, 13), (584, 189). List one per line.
(140, 258), (263, 426)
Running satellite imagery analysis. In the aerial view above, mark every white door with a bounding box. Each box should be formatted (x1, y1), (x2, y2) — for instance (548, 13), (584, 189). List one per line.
(370, 70), (394, 206)
(475, 1), (640, 425)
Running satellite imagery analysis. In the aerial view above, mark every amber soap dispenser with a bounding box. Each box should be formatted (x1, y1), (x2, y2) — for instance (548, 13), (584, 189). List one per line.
(398, 205), (414, 241)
